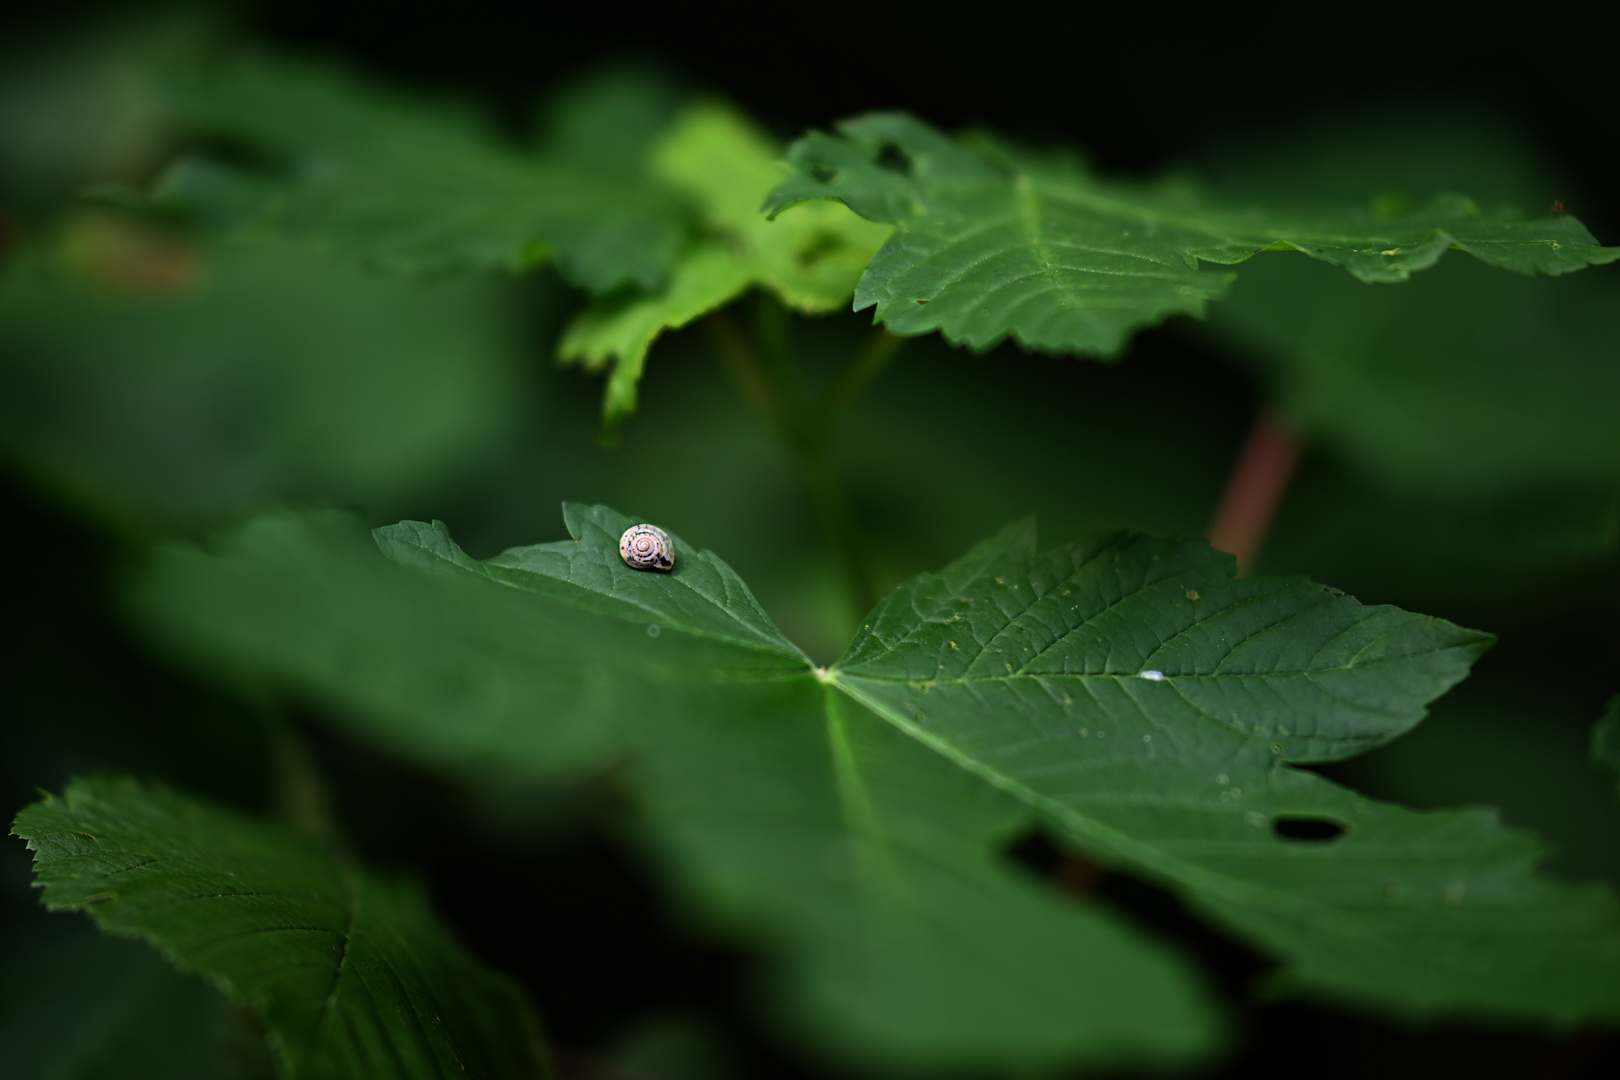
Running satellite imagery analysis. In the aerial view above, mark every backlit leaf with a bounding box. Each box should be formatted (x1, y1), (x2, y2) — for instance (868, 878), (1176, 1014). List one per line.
(558, 104), (889, 435)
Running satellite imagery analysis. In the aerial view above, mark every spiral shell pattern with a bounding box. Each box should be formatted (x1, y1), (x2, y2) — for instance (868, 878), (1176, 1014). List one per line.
(619, 524), (674, 572)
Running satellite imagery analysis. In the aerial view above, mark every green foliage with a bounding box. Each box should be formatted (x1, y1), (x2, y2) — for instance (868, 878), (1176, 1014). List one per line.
(133, 506), (1222, 1070)
(1209, 256), (1620, 494)
(127, 503), (1620, 1066)
(11, 776), (550, 1080)
(764, 113), (1619, 356)
(558, 103), (889, 435)
(0, 222), (523, 527)
(112, 49), (1620, 443)
(6, 26), (1620, 1080)
(147, 54), (687, 291)
(832, 523), (1616, 1022)
(1198, 108), (1620, 499)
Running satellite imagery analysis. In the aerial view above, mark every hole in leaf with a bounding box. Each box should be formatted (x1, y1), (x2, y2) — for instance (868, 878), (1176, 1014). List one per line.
(873, 140), (913, 175)
(1272, 816), (1348, 842)
(808, 164), (839, 184)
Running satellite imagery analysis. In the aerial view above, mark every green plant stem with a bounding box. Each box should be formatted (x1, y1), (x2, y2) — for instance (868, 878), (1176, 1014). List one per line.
(703, 305), (774, 417)
(821, 329), (904, 418)
(703, 302), (878, 616)
(266, 712), (341, 847)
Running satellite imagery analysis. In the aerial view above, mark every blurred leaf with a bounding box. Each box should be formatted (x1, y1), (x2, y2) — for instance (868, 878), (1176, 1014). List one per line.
(1193, 107), (1620, 502)
(0, 918), (272, 1080)
(1321, 671), (1620, 887)
(764, 112), (1618, 355)
(535, 66), (681, 179)
(133, 506), (1224, 1073)
(1596, 696), (1620, 798)
(1206, 240), (1620, 496)
(12, 776), (551, 1080)
(1196, 103), (1572, 215)
(0, 220), (523, 526)
(147, 53), (690, 291)
(601, 1015), (735, 1080)
(0, 17), (198, 210)
(558, 104), (889, 435)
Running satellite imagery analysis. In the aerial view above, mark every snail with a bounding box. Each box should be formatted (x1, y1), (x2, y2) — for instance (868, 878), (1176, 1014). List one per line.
(619, 524), (674, 572)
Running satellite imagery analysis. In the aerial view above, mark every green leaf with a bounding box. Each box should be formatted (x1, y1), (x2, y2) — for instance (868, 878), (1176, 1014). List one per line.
(827, 522), (1620, 1023)
(11, 776), (550, 1080)
(0, 17), (194, 211)
(558, 103), (890, 435)
(0, 225), (524, 527)
(134, 507), (1223, 1073)
(130, 505), (1620, 1060)
(147, 54), (689, 291)
(834, 520), (1491, 763)
(763, 113), (1620, 355)
(1595, 696), (1620, 798)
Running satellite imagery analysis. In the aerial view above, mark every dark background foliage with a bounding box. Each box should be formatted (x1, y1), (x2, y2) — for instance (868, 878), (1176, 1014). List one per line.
(4, 2), (1618, 1077)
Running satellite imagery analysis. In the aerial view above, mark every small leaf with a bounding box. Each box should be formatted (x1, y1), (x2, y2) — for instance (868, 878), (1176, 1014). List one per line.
(11, 776), (550, 1080)
(557, 103), (889, 436)
(764, 113), (1620, 355)
(148, 54), (689, 291)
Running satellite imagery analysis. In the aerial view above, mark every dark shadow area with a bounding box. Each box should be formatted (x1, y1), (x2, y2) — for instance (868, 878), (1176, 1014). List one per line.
(1271, 816), (1347, 843)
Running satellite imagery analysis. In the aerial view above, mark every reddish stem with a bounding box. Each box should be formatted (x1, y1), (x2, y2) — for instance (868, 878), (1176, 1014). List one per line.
(1207, 411), (1304, 575)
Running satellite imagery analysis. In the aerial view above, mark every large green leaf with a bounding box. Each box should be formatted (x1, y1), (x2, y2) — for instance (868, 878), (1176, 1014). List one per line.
(130, 505), (1620, 1065)
(762, 113), (1620, 355)
(11, 776), (550, 1080)
(145, 54), (689, 291)
(134, 507), (1222, 1073)
(558, 103), (889, 435)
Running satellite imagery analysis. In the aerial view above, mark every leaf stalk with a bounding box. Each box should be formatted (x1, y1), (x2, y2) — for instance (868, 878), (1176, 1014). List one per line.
(704, 299), (881, 616)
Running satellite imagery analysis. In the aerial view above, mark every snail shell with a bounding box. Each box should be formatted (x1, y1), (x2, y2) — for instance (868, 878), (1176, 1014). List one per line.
(619, 524), (674, 572)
